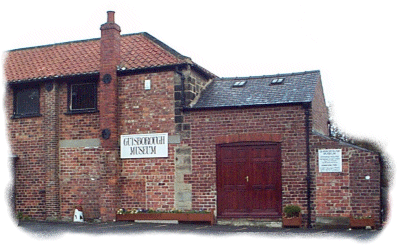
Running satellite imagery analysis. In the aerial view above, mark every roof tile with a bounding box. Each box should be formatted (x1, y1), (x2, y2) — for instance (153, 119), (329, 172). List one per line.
(5, 32), (189, 83)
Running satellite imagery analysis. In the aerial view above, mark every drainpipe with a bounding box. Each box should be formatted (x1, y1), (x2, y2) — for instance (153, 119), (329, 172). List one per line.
(11, 155), (19, 216)
(303, 102), (312, 228)
(379, 154), (385, 227)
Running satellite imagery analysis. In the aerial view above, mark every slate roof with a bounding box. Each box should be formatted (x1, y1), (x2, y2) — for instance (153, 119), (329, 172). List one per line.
(190, 70), (321, 109)
(5, 32), (213, 83)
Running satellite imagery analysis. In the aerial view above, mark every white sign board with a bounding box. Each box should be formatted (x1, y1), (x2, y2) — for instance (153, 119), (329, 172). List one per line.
(121, 133), (168, 159)
(318, 149), (342, 173)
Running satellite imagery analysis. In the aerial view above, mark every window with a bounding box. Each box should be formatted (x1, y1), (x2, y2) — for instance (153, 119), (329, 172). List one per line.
(232, 81), (246, 87)
(13, 86), (40, 118)
(68, 82), (97, 113)
(271, 78), (285, 85)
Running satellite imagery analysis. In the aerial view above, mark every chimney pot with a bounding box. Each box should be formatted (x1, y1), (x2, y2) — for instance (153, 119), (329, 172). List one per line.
(107, 11), (115, 23)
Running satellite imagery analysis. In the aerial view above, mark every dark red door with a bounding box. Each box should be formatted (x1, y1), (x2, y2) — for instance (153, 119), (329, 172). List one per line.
(217, 142), (282, 218)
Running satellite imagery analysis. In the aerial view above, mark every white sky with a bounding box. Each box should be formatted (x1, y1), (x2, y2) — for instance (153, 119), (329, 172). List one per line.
(1, 0), (399, 248)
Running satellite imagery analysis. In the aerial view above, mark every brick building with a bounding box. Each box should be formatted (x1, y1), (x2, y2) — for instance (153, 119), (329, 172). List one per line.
(5, 12), (381, 227)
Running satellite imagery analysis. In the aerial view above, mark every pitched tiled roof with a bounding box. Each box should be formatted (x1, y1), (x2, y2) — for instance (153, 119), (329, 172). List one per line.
(4, 32), (201, 83)
(190, 70), (321, 109)
(120, 33), (190, 70)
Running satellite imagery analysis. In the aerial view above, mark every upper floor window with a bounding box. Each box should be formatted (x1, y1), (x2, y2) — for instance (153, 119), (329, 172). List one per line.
(13, 86), (40, 118)
(68, 82), (97, 113)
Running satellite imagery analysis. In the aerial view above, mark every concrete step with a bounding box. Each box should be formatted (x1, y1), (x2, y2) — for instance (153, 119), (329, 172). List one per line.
(217, 219), (282, 228)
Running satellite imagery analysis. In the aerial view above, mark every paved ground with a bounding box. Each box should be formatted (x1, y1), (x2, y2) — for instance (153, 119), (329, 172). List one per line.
(17, 220), (381, 241)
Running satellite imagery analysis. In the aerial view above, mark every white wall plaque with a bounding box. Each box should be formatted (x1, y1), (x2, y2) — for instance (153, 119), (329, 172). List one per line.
(318, 149), (342, 173)
(121, 133), (168, 159)
(144, 79), (151, 90)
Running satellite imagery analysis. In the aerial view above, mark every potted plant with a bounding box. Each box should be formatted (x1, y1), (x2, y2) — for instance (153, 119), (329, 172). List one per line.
(349, 215), (375, 229)
(282, 205), (302, 228)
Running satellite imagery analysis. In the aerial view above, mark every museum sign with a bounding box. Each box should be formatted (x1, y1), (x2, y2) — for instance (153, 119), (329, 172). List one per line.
(121, 133), (168, 159)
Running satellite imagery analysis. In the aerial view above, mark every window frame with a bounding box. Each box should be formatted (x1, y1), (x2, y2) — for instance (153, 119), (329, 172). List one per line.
(12, 85), (41, 119)
(66, 81), (98, 114)
(271, 78), (285, 85)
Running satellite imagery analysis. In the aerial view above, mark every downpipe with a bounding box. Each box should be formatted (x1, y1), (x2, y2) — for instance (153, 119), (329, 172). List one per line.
(303, 102), (312, 229)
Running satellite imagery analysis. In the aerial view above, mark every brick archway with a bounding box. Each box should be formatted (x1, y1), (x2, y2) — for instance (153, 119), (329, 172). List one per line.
(215, 133), (283, 145)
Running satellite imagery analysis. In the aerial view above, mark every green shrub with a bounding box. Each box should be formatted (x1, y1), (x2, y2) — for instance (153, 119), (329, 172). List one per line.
(283, 205), (301, 218)
(16, 211), (32, 221)
(16, 211), (24, 220)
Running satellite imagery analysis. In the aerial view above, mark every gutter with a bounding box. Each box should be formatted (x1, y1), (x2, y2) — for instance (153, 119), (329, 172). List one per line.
(7, 64), (189, 86)
(183, 102), (309, 112)
(303, 102), (312, 228)
(7, 72), (99, 86)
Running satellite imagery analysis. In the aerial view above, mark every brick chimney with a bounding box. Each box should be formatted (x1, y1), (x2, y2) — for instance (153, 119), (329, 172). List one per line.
(99, 11), (121, 149)
(98, 11), (122, 221)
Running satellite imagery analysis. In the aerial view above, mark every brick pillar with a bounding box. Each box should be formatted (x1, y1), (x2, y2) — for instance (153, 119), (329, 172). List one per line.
(98, 11), (121, 221)
(43, 82), (60, 220)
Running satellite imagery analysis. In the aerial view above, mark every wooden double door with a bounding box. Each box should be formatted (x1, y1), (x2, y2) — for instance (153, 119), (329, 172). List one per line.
(216, 142), (282, 218)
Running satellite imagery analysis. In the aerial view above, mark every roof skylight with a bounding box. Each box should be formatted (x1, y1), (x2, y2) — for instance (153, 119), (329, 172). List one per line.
(232, 81), (246, 87)
(271, 78), (285, 85)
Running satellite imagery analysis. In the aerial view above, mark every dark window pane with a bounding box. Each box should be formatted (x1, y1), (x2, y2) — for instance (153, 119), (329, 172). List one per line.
(70, 83), (96, 110)
(15, 87), (40, 116)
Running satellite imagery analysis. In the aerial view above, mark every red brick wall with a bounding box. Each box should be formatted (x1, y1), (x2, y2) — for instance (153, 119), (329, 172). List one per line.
(57, 78), (102, 221)
(7, 70), (380, 224)
(118, 71), (176, 135)
(7, 84), (47, 219)
(7, 79), (106, 221)
(310, 133), (381, 222)
(118, 71), (178, 211)
(349, 149), (380, 218)
(58, 82), (100, 140)
(43, 82), (60, 219)
(7, 69), (188, 220)
(312, 141), (351, 218)
(119, 150), (176, 210)
(311, 79), (329, 135)
(184, 105), (309, 212)
(59, 147), (102, 220)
